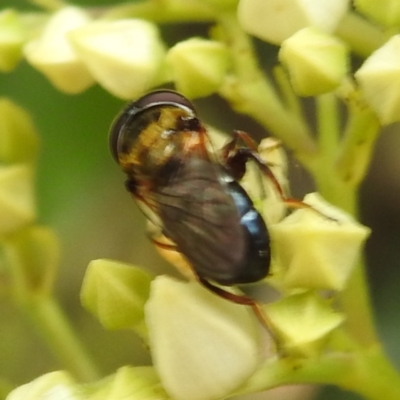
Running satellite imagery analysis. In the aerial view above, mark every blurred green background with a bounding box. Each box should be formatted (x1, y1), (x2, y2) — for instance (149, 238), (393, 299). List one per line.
(1, 1), (400, 399)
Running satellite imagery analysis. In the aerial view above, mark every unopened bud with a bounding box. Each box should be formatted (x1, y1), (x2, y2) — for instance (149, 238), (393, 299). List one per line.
(279, 27), (348, 96)
(146, 276), (260, 400)
(355, 35), (400, 124)
(69, 19), (166, 99)
(266, 291), (344, 357)
(24, 6), (94, 94)
(238, 0), (349, 45)
(0, 9), (25, 72)
(81, 259), (152, 338)
(269, 193), (370, 291)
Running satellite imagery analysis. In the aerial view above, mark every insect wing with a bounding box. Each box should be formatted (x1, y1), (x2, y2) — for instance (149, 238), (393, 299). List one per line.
(150, 155), (248, 285)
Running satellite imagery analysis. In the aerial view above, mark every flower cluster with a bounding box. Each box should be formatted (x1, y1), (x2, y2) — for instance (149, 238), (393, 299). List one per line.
(1, 0), (400, 122)
(3, 0), (400, 399)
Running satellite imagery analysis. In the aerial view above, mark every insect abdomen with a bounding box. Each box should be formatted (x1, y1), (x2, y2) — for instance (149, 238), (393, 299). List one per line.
(222, 180), (271, 285)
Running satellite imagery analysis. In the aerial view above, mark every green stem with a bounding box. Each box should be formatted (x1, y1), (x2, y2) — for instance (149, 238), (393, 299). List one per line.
(309, 155), (378, 348)
(101, 0), (215, 22)
(316, 93), (340, 162)
(311, 94), (382, 349)
(217, 13), (317, 160)
(23, 295), (100, 382)
(273, 65), (304, 121)
(336, 105), (380, 187)
(3, 229), (100, 382)
(339, 257), (378, 347)
(235, 347), (400, 399)
(335, 11), (388, 57)
(305, 149), (380, 356)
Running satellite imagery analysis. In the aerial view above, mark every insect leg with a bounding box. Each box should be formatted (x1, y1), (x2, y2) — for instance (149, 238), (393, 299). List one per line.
(221, 130), (327, 215)
(149, 235), (179, 251)
(150, 230), (280, 344)
(198, 276), (279, 344)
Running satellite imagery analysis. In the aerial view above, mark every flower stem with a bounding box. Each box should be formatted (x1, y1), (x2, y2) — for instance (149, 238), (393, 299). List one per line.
(101, 0), (215, 22)
(316, 93), (340, 162)
(336, 105), (380, 187)
(273, 65), (304, 121)
(22, 295), (100, 382)
(308, 90), (383, 349)
(235, 346), (400, 399)
(217, 13), (317, 160)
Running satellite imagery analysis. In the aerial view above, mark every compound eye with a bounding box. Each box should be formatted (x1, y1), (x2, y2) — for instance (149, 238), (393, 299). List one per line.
(109, 90), (196, 164)
(109, 104), (134, 163)
(135, 90), (196, 112)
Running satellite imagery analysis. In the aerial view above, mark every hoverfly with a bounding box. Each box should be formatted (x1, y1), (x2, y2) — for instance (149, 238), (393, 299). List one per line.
(109, 90), (305, 327)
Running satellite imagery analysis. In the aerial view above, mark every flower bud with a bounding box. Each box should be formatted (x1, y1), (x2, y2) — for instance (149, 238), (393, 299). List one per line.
(0, 98), (39, 165)
(6, 371), (79, 400)
(355, 35), (400, 124)
(0, 9), (25, 72)
(146, 276), (260, 400)
(69, 19), (166, 99)
(238, 0), (349, 45)
(166, 38), (230, 99)
(81, 259), (152, 337)
(269, 193), (370, 291)
(266, 292), (344, 357)
(355, 0), (400, 28)
(279, 27), (348, 96)
(88, 366), (168, 400)
(3, 226), (59, 297)
(0, 165), (35, 235)
(24, 6), (94, 94)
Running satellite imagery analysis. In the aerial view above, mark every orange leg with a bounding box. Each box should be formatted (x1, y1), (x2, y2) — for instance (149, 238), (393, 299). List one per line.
(221, 130), (333, 217)
(151, 235), (276, 338)
(198, 276), (280, 346)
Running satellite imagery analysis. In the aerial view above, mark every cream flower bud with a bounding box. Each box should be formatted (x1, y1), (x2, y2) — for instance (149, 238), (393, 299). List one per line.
(266, 292), (345, 357)
(355, 35), (400, 124)
(81, 259), (152, 337)
(6, 371), (79, 400)
(166, 38), (230, 99)
(269, 193), (370, 291)
(69, 19), (166, 99)
(279, 27), (348, 96)
(24, 6), (94, 94)
(146, 276), (260, 400)
(0, 165), (35, 235)
(0, 9), (25, 72)
(238, 0), (349, 45)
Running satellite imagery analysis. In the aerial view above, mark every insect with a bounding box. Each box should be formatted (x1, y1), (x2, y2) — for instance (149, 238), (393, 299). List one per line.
(109, 90), (308, 328)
